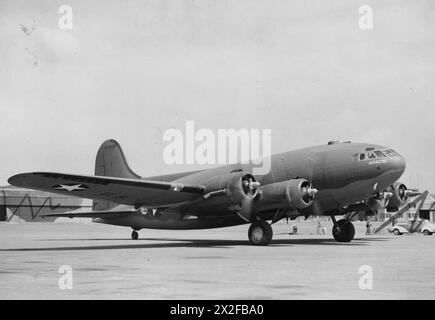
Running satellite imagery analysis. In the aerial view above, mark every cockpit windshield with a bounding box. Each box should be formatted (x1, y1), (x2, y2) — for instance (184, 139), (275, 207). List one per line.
(383, 149), (399, 158)
(374, 151), (386, 158)
(353, 149), (395, 161)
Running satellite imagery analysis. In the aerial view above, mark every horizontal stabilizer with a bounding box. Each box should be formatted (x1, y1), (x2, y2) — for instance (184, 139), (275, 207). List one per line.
(42, 209), (139, 219)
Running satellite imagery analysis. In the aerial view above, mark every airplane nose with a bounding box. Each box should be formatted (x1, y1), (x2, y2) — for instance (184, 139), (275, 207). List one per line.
(396, 153), (406, 171)
(390, 152), (406, 176)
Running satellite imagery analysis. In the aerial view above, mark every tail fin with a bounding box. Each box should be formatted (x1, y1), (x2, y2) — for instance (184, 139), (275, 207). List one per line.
(93, 139), (140, 210)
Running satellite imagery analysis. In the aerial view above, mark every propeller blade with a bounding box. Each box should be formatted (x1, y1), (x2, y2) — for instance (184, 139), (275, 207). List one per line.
(237, 195), (254, 222)
(237, 174), (261, 222)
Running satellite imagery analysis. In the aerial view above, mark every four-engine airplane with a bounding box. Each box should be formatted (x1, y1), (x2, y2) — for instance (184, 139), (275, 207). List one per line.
(8, 139), (408, 245)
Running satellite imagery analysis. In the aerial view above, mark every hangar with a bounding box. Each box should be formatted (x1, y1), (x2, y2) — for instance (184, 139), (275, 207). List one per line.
(0, 185), (92, 222)
(407, 193), (435, 222)
(375, 193), (435, 223)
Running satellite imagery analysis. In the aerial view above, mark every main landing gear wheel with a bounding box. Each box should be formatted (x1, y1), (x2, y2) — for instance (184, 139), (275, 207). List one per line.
(332, 219), (355, 242)
(248, 220), (273, 246)
(131, 230), (139, 240)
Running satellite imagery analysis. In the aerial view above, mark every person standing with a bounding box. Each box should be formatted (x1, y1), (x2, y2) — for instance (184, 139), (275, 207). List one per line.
(366, 219), (372, 235)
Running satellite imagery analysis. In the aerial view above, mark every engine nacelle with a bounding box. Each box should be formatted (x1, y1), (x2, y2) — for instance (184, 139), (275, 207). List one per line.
(387, 182), (408, 209)
(260, 178), (317, 211)
(225, 172), (260, 204)
(202, 171), (260, 206)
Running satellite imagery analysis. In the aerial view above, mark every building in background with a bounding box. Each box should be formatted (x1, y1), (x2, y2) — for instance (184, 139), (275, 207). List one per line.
(407, 194), (435, 222)
(0, 185), (92, 222)
(375, 194), (435, 223)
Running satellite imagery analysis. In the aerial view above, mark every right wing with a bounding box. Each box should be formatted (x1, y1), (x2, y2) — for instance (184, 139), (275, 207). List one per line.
(8, 172), (206, 208)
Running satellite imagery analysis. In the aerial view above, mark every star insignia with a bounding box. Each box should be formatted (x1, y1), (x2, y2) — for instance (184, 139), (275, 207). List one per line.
(52, 184), (88, 192)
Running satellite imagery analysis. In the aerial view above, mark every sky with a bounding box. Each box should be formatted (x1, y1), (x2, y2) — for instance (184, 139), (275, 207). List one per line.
(0, 0), (434, 191)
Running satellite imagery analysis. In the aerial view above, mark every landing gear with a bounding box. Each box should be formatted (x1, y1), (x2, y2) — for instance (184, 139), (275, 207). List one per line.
(331, 216), (355, 242)
(131, 230), (139, 240)
(248, 219), (273, 245)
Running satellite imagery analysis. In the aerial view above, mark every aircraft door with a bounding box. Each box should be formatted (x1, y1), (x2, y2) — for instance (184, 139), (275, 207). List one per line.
(419, 209), (430, 221)
(0, 205), (6, 221)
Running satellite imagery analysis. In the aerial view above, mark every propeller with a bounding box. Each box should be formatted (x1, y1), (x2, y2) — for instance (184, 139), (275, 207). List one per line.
(398, 184), (409, 202)
(237, 175), (261, 222)
(304, 157), (319, 206)
(242, 175), (260, 194)
(301, 183), (318, 204)
(404, 189), (420, 198)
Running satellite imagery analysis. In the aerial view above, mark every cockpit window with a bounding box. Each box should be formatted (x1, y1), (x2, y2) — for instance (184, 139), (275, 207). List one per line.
(367, 152), (377, 159)
(355, 150), (388, 161)
(384, 149), (398, 157)
(374, 151), (386, 158)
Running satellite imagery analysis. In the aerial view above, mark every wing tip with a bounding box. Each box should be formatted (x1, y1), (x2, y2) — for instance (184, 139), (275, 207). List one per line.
(7, 172), (46, 187)
(7, 173), (27, 187)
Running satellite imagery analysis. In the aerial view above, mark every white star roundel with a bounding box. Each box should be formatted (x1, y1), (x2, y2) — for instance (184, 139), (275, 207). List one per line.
(51, 183), (89, 192)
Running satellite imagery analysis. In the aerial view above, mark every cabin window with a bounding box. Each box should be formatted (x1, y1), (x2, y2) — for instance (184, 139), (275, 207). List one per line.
(359, 153), (365, 160)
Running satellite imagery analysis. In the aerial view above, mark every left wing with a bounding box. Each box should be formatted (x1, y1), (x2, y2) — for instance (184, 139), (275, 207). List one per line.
(8, 172), (206, 208)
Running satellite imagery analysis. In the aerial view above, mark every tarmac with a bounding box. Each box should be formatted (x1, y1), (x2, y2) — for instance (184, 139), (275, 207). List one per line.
(0, 220), (434, 299)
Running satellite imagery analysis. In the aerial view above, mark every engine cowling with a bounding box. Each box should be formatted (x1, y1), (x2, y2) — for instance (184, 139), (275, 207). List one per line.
(260, 178), (317, 211)
(202, 171), (260, 209)
(225, 172), (260, 204)
(205, 171), (260, 222)
(387, 182), (409, 209)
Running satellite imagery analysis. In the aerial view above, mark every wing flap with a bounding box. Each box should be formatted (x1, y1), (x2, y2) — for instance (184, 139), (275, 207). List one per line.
(8, 172), (206, 208)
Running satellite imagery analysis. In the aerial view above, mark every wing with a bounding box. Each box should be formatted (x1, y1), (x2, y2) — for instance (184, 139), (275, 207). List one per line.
(8, 172), (206, 208)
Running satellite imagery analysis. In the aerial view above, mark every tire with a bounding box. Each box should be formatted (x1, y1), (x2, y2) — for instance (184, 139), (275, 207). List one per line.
(248, 220), (273, 246)
(393, 229), (401, 236)
(131, 230), (139, 240)
(423, 230), (433, 236)
(332, 219), (355, 242)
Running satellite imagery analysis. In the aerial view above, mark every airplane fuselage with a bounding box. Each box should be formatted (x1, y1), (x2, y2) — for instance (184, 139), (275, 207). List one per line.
(95, 142), (406, 230)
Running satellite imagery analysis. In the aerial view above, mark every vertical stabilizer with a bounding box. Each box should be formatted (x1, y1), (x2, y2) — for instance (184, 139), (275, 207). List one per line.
(93, 139), (140, 210)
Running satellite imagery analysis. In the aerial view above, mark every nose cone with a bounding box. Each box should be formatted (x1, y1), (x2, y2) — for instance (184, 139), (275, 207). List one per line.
(388, 151), (406, 180)
(394, 152), (406, 171)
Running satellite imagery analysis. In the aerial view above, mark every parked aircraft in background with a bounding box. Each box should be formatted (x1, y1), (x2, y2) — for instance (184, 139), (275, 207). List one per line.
(9, 139), (408, 245)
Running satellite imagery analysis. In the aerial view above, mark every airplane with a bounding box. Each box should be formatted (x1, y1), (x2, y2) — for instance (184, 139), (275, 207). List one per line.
(8, 139), (408, 245)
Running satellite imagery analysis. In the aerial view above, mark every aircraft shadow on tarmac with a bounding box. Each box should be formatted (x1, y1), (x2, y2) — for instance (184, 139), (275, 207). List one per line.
(0, 237), (390, 252)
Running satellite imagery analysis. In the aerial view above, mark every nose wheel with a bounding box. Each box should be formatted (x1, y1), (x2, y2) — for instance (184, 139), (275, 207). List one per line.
(331, 217), (355, 242)
(248, 219), (273, 245)
(131, 230), (139, 240)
